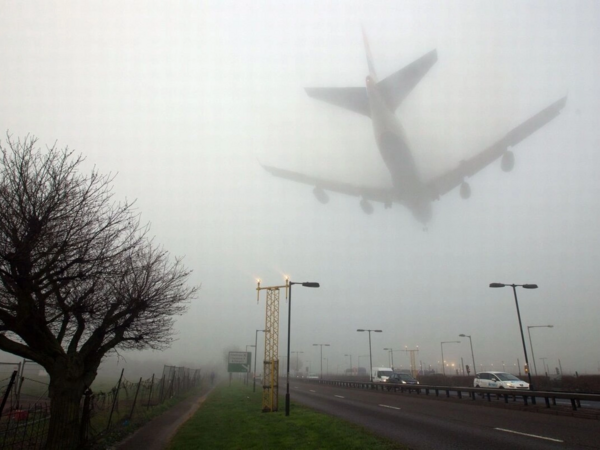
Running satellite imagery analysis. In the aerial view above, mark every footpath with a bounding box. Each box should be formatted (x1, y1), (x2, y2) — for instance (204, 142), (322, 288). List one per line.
(113, 385), (214, 450)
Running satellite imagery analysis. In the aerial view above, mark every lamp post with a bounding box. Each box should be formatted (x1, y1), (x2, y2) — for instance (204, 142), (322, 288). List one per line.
(313, 344), (330, 379)
(383, 348), (395, 368)
(358, 354), (369, 377)
(253, 329), (267, 392)
(246, 345), (255, 385)
(540, 357), (549, 377)
(527, 325), (554, 376)
(285, 279), (320, 416)
(357, 329), (382, 381)
(440, 341), (460, 375)
(459, 334), (477, 376)
(344, 354), (352, 375)
(291, 351), (304, 377)
(490, 282), (537, 391)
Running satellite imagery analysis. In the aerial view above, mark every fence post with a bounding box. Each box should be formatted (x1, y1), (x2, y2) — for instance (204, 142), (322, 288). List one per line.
(0, 370), (18, 418)
(106, 368), (124, 432)
(147, 374), (155, 408)
(129, 377), (143, 420)
(79, 389), (93, 447)
(158, 375), (165, 403)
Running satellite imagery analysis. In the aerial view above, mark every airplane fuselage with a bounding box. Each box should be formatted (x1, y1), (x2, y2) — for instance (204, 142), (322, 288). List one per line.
(366, 76), (433, 223)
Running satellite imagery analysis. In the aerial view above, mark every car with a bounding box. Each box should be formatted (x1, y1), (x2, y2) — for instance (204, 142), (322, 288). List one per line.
(307, 373), (319, 380)
(473, 371), (529, 389)
(388, 373), (420, 385)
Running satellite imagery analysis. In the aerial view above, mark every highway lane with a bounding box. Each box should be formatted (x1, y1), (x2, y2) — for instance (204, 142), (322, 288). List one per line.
(290, 382), (600, 449)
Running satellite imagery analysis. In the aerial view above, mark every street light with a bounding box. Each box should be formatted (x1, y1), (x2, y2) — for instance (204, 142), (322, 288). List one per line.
(313, 344), (330, 379)
(246, 345), (255, 385)
(527, 325), (554, 376)
(440, 341), (460, 375)
(490, 282), (538, 391)
(285, 279), (320, 417)
(540, 357), (549, 376)
(459, 334), (477, 376)
(383, 348), (395, 369)
(253, 329), (267, 392)
(291, 351), (304, 376)
(357, 329), (382, 381)
(358, 354), (369, 376)
(344, 354), (352, 375)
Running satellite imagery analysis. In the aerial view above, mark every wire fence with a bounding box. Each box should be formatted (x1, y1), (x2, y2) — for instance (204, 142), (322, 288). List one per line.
(0, 362), (202, 449)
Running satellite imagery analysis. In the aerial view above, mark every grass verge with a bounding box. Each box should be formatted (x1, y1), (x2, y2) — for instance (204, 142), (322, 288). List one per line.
(168, 381), (407, 450)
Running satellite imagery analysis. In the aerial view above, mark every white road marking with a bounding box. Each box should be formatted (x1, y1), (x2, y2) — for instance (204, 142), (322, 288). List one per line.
(309, 389), (316, 393)
(334, 395), (345, 399)
(379, 404), (401, 410)
(494, 428), (563, 442)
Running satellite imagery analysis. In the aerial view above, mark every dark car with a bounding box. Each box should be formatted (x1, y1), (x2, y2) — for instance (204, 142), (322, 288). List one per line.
(388, 373), (419, 385)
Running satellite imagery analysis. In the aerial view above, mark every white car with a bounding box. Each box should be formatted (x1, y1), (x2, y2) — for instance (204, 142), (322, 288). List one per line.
(474, 371), (529, 389)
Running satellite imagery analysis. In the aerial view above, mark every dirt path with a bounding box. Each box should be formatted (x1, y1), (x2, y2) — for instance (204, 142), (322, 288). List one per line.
(113, 386), (214, 450)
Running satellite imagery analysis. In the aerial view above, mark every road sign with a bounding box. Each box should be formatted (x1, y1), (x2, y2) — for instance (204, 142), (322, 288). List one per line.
(228, 351), (251, 373)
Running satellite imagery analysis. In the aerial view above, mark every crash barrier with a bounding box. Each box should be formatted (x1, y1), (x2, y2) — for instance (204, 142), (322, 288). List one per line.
(304, 378), (600, 413)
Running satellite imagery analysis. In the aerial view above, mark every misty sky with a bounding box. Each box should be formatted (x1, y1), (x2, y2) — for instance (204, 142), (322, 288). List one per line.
(1, 1), (599, 377)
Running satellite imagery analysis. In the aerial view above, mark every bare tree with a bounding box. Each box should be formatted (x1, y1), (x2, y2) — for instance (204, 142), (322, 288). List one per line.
(0, 135), (197, 448)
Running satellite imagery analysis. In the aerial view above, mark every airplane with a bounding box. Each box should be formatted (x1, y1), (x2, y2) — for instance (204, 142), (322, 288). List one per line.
(262, 30), (567, 225)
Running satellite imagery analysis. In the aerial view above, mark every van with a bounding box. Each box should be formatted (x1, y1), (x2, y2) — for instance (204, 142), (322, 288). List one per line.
(371, 367), (394, 382)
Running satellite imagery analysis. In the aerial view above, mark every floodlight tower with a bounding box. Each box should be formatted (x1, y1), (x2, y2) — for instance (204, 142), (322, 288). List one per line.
(404, 346), (420, 377)
(256, 279), (286, 412)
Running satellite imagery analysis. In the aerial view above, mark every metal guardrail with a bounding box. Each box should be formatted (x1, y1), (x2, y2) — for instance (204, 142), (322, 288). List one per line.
(305, 378), (600, 413)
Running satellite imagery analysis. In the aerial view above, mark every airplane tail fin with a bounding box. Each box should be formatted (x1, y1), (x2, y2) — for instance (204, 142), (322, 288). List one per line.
(377, 49), (437, 112)
(362, 27), (378, 81)
(305, 30), (437, 115)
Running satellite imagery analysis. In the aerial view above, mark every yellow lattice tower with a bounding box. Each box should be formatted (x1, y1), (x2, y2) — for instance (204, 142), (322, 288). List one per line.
(257, 280), (286, 412)
(404, 346), (419, 378)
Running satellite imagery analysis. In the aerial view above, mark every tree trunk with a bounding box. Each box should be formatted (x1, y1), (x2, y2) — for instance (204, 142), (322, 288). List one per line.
(46, 374), (87, 449)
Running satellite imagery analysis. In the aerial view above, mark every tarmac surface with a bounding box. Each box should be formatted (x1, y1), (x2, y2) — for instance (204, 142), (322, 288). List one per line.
(113, 385), (214, 450)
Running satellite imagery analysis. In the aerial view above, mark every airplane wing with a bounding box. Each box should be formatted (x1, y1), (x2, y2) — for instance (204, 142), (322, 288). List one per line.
(304, 87), (370, 117)
(427, 96), (567, 198)
(377, 49), (438, 112)
(261, 164), (395, 203)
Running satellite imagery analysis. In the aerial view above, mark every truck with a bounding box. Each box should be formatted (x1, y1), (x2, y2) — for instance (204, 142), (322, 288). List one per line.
(371, 367), (394, 382)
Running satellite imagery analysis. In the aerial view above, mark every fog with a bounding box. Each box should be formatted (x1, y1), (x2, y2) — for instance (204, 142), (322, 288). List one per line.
(1, 1), (599, 378)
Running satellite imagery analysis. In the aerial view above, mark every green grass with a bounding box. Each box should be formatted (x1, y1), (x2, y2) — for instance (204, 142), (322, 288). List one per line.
(168, 382), (407, 450)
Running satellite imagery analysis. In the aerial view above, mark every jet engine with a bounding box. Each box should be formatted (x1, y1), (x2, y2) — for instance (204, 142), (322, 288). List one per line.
(313, 187), (329, 204)
(460, 181), (471, 199)
(360, 198), (374, 215)
(501, 151), (515, 172)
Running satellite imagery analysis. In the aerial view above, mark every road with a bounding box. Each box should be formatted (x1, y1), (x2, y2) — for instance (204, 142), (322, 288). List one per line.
(290, 382), (600, 449)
